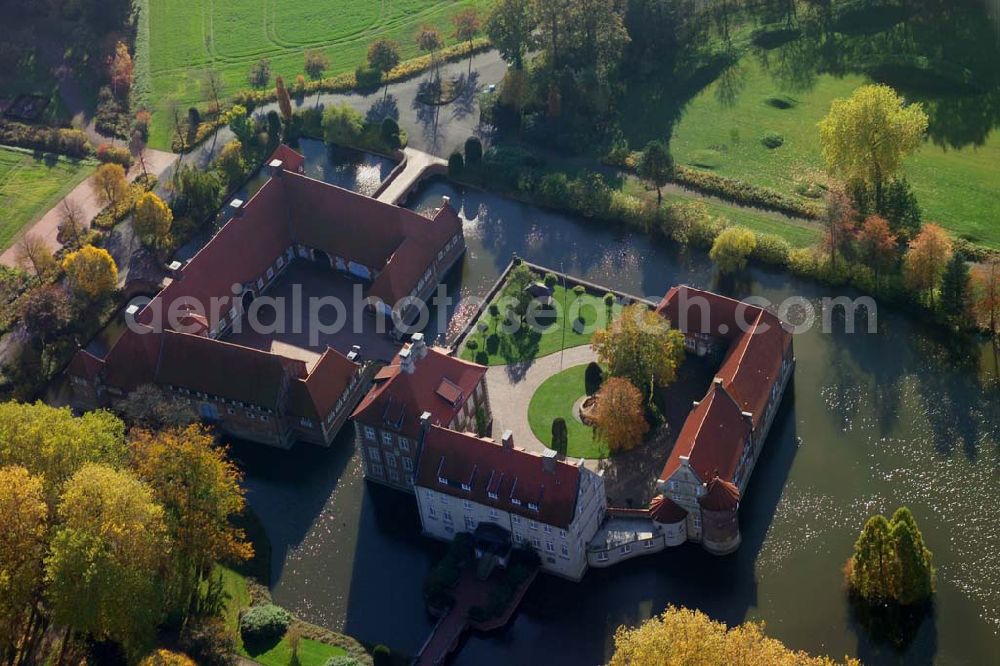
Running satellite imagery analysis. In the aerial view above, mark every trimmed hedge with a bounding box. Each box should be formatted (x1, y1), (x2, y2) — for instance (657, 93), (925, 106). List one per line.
(0, 120), (91, 158)
(672, 165), (822, 219)
(239, 603), (291, 643)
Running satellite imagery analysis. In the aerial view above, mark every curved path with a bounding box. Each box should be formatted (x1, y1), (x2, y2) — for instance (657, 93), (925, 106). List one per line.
(485, 344), (597, 460)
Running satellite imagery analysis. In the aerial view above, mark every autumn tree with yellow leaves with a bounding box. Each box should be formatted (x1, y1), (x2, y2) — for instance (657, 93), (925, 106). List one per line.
(134, 192), (174, 247)
(130, 426), (253, 615)
(903, 223), (953, 304)
(610, 605), (859, 666)
(592, 303), (685, 394)
(62, 245), (118, 300)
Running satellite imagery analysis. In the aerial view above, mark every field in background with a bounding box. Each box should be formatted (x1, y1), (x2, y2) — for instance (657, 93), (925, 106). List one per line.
(140, 0), (491, 148)
(0, 147), (95, 252)
(671, 58), (1000, 248)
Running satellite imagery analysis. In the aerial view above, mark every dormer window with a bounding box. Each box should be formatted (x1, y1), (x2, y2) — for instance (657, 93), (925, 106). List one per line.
(511, 498), (522, 506)
(461, 483), (471, 491)
(528, 502), (539, 512)
(438, 476), (448, 485)
(488, 491), (498, 500)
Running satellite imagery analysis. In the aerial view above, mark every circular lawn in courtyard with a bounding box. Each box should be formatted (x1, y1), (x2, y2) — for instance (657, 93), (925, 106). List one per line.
(527, 364), (609, 460)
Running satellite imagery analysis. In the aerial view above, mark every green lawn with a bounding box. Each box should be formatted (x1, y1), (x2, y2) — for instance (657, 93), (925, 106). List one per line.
(671, 57), (1000, 248)
(244, 637), (346, 666)
(527, 364), (608, 460)
(460, 283), (623, 366)
(215, 565), (347, 666)
(622, 175), (822, 248)
(140, 0), (493, 149)
(0, 147), (95, 252)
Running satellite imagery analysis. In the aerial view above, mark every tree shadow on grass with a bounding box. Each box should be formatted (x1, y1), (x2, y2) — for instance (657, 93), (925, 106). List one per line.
(241, 633), (284, 659)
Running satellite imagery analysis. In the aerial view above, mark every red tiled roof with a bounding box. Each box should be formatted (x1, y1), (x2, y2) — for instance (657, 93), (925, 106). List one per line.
(351, 344), (486, 439)
(659, 383), (751, 485)
(66, 349), (105, 381)
(269, 144), (306, 173)
(657, 285), (759, 341)
(649, 495), (687, 524)
(416, 425), (582, 528)
(100, 326), (162, 391)
(155, 331), (307, 408)
(288, 347), (360, 420)
(699, 476), (741, 511)
(657, 286), (792, 489)
(716, 310), (791, 427)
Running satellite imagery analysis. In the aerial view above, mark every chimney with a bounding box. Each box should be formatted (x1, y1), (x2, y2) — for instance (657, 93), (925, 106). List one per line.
(229, 198), (245, 217)
(501, 430), (514, 449)
(420, 411), (432, 430)
(411, 332), (428, 360)
(441, 195), (451, 209)
(166, 260), (184, 280)
(713, 377), (723, 386)
(269, 159), (284, 178)
(346, 345), (361, 362)
(541, 449), (557, 474)
(679, 455), (691, 468)
(399, 347), (414, 373)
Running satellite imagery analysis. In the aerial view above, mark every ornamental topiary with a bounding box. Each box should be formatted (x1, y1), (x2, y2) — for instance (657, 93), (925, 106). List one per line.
(761, 132), (784, 149)
(239, 604), (291, 643)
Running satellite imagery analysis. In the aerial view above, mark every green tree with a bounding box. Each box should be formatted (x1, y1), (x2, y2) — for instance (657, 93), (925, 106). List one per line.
(304, 49), (330, 108)
(130, 426), (252, 616)
(939, 253), (972, 325)
(322, 104), (365, 147)
(818, 85), (928, 208)
(637, 140), (674, 205)
(848, 514), (895, 604)
(45, 464), (168, 659)
(551, 418), (568, 453)
(0, 402), (126, 505)
(591, 303), (685, 392)
(367, 38), (401, 97)
(176, 166), (221, 223)
(133, 192), (174, 247)
(224, 105), (255, 148)
(0, 466), (48, 662)
(486, 0), (535, 69)
(465, 136), (483, 165)
(215, 140), (247, 189)
(709, 226), (757, 273)
(504, 262), (536, 322)
(889, 508), (934, 606)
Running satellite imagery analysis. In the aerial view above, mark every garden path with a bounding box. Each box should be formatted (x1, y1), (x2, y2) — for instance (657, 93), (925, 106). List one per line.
(0, 148), (177, 267)
(485, 344), (597, 464)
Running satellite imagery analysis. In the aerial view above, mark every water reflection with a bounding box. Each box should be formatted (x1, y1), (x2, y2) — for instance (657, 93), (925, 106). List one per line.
(236, 177), (1000, 666)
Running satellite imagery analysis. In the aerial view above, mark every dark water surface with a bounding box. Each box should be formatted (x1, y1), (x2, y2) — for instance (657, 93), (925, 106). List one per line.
(233, 177), (1000, 665)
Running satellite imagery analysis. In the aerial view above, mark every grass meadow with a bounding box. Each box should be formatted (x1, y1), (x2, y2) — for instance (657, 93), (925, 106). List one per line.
(140, 0), (492, 148)
(0, 147), (95, 252)
(671, 58), (1000, 248)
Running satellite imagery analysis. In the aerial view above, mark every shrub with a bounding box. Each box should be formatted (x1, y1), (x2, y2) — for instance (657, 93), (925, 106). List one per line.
(96, 143), (133, 168)
(178, 617), (236, 666)
(372, 645), (391, 666)
(324, 657), (360, 666)
(239, 604), (291, 643)
(380, 117), (401, 150)
(673, 166), (821, 219)
(572, 284), (586, 297)
(752, 233), (792, 266)
(465, 136), (483, 165)
(475, 350), (489, 365)
(354, 66), (382, 89)
(544, 272), (558, 288)
(248, 58), (272, 88)
(584, 362), (604, 395)
(603, 292), (615, 307)
(0, 120), (91, 157)
(761, 132), (784, 149)
(465, 339), (478, 351)
(448, 151), (465, 177)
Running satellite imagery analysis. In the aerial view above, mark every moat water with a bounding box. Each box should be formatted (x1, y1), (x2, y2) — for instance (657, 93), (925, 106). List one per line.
(230, 177), (1000, 665)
